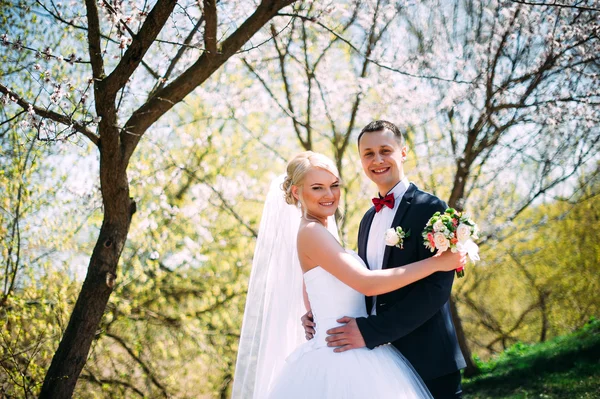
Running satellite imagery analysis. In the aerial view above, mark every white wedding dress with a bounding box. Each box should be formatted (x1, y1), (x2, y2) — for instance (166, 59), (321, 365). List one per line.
(266, 250), (432, 399)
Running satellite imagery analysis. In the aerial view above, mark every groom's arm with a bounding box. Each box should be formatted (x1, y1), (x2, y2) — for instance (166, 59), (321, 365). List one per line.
(355, 200), (454, 349)
(355, 269), (454, 348)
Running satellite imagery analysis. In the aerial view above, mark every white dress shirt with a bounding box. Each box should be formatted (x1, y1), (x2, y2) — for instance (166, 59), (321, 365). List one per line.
(366, 177), (410, 315)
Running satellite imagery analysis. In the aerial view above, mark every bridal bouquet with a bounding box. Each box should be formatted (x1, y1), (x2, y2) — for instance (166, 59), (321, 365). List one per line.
(422, 208), (479, 278)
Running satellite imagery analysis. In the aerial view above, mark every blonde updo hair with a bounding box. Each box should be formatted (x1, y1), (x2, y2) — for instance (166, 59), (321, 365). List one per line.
(282, 151), (341, 206)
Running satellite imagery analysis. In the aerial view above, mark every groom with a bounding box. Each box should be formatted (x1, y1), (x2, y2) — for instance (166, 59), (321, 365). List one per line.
(302, 120), (466, 398)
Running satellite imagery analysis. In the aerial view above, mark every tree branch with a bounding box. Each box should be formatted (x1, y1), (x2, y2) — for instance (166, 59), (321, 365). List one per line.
(340, 0), (387, 159)
(0, 110), (25, 127)
(277, 12), (477, 86)
(102, 0), (178, 97)
(300, 20), (313, 150)
(203, 0), (218, 56)
(241, 57), (309, 138)
(84, 0), (105, 82)
(229, 112), (288, 162)
(180, 165), (258, 238)
(1, 138), (35, 305)
(509, 0), (600, 12)
(79, 373), (145, 397)
(121, 0), (296, 165)
(104, 332), (168, 398)
(150, 15), (205, 96)
(0, 83), (99, 146)
(193, 291), (239, 317)
(486, 8), (519, 106)
(36, 0), (162, 80)
(270, 22), (309, 148)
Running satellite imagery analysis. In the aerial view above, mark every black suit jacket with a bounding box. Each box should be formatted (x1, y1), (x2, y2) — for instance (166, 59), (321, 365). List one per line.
(355, 183), (466, 381)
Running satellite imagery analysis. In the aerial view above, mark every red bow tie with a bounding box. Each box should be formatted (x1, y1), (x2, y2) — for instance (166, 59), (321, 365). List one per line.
(372, 193), (395, 212)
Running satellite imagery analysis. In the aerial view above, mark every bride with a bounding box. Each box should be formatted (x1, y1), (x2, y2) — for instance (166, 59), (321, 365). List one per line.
(232, 151), (465, 399)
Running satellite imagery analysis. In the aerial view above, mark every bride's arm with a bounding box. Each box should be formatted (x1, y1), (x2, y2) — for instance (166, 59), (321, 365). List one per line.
(298, 222), (464, 296)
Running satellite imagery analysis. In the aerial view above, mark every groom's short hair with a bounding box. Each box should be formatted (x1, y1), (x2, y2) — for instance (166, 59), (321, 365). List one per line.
(357, 120), (405, 147)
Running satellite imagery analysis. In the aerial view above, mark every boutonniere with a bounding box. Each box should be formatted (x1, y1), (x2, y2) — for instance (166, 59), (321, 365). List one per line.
(385, 226), (410, 249)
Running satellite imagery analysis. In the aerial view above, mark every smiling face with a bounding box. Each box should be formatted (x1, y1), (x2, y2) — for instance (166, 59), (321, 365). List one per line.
(358, 129), (407, 195)
(292, 167), (340, 223)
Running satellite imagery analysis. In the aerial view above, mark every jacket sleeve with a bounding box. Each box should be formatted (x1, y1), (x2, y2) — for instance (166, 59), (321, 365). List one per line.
(356, 199), (454, 348)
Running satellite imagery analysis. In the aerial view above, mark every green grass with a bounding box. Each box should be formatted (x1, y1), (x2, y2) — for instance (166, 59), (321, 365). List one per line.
(463, 318), (600, 399)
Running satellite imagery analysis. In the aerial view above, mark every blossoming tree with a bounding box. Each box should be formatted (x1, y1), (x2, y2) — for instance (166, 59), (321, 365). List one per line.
(0, 0), (300, 397)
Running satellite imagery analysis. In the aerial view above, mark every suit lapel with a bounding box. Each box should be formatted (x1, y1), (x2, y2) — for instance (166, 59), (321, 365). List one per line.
(358, 207), (376, 269)
(381, 183), (416, 269)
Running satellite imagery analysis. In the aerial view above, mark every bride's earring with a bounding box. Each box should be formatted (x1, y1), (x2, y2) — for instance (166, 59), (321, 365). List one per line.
(297, 201), (302, 210)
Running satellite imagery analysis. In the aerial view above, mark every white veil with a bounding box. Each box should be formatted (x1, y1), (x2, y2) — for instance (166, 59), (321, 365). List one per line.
(231, 174), (338, 399)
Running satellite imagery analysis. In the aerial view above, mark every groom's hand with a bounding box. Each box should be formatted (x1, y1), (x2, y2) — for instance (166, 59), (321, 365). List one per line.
(301, 310), (316, 340)
(325, 316), (366, 353)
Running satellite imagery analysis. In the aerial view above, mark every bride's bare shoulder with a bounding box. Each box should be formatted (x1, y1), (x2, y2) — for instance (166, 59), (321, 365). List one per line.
(298, 220), (327, 237)
(298, 221), (336, 249)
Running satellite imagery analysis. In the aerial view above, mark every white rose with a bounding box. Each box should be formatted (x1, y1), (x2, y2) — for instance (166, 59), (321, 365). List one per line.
(456, 223), (471, 243)
(433, 232), (450, 252)
(433, 219), (445, 232)
(385, 228), (400, 246)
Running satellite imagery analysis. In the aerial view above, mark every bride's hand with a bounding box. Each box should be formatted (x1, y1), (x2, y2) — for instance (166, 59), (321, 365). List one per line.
(437, 250), (467, 272)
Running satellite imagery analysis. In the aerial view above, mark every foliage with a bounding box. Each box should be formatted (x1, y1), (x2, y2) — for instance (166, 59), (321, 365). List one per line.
(0, 129), (94, 396)
(0, 266), (79, 397)
(455, 172), (600, 355)
(464, 317), (600, 398)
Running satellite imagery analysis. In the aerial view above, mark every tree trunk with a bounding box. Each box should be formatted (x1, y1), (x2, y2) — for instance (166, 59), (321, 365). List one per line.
(448, 156), (470, 210)
(450, 297), (479, 377)
(539, 291), (549, 342)
(39, 165), (135, 398)
(448, 157), (479, 377)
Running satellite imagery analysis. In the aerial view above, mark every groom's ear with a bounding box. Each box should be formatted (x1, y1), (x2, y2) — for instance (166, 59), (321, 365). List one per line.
(401, 145), (408, 161)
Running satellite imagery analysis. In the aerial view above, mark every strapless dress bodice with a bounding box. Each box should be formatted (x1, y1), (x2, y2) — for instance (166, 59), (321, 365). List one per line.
(300, 250), (368, 352)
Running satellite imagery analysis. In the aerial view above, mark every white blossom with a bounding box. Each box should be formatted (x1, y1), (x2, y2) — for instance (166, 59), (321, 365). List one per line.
(12, 38), (23, 51)
(42, 47), (52, 60)
(50, 84), (66, 104)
